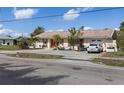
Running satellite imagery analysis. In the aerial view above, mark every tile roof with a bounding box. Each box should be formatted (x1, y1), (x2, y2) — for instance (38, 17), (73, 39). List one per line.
(36, 29), (114, 39)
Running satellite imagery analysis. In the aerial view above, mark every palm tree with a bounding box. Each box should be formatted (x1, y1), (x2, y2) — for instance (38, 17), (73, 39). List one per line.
(68, 27), (83, 50)
(53, 34), (62, 47)
(80, 26), (85, 30)
(31, 26), (45, 37)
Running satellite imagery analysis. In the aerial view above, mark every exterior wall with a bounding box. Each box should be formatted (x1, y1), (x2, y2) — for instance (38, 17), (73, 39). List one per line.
(83, 38), (117, 52)
(47, 39), (51, 49)
(34, 39), (51, 49)
(105, 40), (117, 52)
(102, 39), (113, 51)
(35, 38), (117, 52)
(0, 39), (14, 45)
(34, 39), (43, 48)
(113, 40), (117, 51)
(35, 42), (43, 48)
(63, 39), (69, 48)
(83, 39), (92, 48)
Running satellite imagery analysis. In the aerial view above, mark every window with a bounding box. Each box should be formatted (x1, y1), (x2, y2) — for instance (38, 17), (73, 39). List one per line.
(107, 47), (115, 49)
(92, 40), (101, 42)
(92, 40), (96, 42)
(97, 40), (101, 42)
(39, 45), (41, 47)
(90, 44), (97, 46)
(7, 42), (10, 45)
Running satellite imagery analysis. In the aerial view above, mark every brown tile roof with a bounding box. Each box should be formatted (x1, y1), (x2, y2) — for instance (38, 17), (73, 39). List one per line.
(81, 29), (114, 38)
(36, 31), (70, 39)
(36, 29), (114, 39)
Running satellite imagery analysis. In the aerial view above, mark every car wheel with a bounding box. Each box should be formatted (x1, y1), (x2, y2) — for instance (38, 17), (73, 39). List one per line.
(87, 51), (90, 53)
(98, 50), (101, 53)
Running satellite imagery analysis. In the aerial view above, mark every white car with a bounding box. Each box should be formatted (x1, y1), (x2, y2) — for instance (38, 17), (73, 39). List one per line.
(87, 43), (103, 53)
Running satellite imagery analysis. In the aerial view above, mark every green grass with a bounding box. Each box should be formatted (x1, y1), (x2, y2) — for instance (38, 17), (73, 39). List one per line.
(0, 45), (20, 50)
(93, 58), (124, 67)
(7, 53), (63, 59)
(0, 45), (43, 50)
(102, 51), (124, 58)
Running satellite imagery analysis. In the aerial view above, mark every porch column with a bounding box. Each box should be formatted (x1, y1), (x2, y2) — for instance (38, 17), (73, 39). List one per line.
(47, 39), (51, 49)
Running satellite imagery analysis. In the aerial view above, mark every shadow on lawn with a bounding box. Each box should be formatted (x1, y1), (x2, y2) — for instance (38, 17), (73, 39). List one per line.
(0, 63), (69, 85)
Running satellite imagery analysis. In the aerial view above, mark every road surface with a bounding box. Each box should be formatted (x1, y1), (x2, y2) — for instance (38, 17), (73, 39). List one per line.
(0, 54), (124, 85)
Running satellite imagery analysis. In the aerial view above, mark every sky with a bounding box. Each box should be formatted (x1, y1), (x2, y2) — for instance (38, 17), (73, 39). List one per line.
(0, 7), (124, 37)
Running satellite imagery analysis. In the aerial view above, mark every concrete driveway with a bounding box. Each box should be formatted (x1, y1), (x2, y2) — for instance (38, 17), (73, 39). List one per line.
(0, 49), (101, 60)
(0, 54), (124, 85)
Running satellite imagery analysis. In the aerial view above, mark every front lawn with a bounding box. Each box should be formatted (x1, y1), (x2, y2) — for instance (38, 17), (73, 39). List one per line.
(0, 45), (42, 50)
(0, 45), (20, 50)
(102, 51), (124, 58)
(7, 53), (63, 59)
(93, 58), (124, 67)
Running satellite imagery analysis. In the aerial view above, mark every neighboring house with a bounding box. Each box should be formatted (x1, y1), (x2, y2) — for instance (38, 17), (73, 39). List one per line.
(0, 36), (14, 45)
(35, 29), (117, 52)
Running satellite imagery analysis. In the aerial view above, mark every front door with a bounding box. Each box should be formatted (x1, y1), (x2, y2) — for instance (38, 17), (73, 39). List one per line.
(51, 39), (57, 48)
(79, 39), (84, 50)
(80, 39), (84, 45)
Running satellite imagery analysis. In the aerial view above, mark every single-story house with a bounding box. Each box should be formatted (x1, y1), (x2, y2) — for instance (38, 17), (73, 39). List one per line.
(35, 29), (117, 52)
(0, 36), (14, 45)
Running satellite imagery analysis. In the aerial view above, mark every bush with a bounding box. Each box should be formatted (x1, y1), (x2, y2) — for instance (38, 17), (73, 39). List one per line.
(17, 41), (29, 49)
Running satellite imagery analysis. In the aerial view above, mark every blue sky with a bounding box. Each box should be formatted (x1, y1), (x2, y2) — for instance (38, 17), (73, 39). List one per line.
(0, 7), (124, 37)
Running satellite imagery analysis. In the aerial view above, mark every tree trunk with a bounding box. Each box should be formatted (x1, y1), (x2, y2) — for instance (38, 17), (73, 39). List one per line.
(33, 44), (35, 49)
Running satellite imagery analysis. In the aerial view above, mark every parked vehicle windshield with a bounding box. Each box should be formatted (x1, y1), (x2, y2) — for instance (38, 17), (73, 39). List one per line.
(90, 44), (97, 46)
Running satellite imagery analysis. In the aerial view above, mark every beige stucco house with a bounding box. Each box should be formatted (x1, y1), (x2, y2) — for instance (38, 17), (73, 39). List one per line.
(35, 29), (117, 52)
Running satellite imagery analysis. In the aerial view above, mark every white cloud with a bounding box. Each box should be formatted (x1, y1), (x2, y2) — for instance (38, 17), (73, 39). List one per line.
(83, 26), (93, 30)
(12, 32), (29, 37)
(0, 24), (29, 37)
(0, 24), (3, 29)
(63, 7), (94, 20)
(55, 29), (65, 32)
(47, 29), (64, 32)
(63, 9), (80, 20)
(114, 28), (119, 31)
(0, 28), (12, 35)
(14, 8), (38, 19)
(81, 7), (94, 12)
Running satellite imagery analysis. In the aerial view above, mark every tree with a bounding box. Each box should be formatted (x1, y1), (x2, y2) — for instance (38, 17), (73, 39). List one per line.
(27, 37), (41, 48)
(17, 38), (29, 49)
(117, 21), (124, 51)
(68, 27), (83, 50)
(17, 36), (41, 49)
(29, 26), (44, 48)
(31, 26), (44, 37)
(53, 34), (62, 47)
(79, 26), (85, 30)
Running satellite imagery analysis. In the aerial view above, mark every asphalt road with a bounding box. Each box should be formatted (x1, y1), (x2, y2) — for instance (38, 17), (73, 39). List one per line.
(0, 54), (124, 85)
